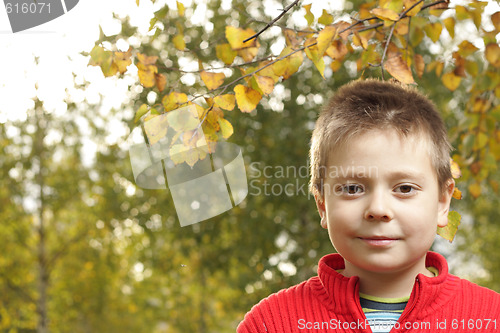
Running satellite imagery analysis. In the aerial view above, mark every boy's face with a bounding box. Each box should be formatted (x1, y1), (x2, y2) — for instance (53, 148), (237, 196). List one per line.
(315, 129), (454, 276)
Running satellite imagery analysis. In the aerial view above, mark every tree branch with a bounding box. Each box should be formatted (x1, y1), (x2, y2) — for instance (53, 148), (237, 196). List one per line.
(46, 229), (89, 272)
(380, 23), (396, 80)
(400, 0), (425, 18)
(158, 55), (275, 74)
(243, 0), (300, 43)
(354, 0), (447, 33)
(0, 270), (35, 303)
(217, 42), (315, 96)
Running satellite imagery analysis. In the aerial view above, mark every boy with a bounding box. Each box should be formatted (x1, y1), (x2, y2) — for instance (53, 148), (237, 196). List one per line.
(237, 79), (500, 332)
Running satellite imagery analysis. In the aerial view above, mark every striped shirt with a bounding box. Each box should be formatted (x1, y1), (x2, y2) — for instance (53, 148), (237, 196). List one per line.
(360, 293), (409, 333)
(360, 267), (438, 333)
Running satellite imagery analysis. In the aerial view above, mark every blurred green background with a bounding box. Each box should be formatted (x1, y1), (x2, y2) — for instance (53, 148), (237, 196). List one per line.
(0, 0), (499, 332)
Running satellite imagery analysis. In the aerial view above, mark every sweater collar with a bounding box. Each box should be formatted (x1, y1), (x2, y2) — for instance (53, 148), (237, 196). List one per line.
(313, 251), (460, 318)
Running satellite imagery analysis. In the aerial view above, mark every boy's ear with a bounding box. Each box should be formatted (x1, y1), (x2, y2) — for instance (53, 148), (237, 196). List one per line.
(437, 178), (455, 228)
(314, 194), (327, 229)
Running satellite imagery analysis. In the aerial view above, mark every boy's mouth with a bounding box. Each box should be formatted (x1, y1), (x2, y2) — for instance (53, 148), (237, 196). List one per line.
(358, 236), (400, 247)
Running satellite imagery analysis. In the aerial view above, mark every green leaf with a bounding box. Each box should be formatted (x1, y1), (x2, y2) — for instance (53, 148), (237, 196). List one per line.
(437, 211), (461, 242)
(134, 104), (148, 123)
(217, 118), (234, 139)
(318, 10), (333, 25)
(304, 4), (314, 26)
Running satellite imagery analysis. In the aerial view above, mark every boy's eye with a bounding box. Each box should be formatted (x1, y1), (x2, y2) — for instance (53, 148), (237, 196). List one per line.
(337, 184), (364, 195)
(394, 184), (416, 194)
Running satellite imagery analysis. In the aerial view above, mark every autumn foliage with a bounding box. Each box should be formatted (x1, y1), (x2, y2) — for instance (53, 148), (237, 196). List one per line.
(88, 0), (500, 241)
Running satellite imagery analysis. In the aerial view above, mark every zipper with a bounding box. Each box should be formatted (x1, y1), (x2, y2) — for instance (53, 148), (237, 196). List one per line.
(391, 277), (421, 332)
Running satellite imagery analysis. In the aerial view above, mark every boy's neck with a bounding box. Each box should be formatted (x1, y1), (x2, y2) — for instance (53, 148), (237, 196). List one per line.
(340, 256), (434, 299)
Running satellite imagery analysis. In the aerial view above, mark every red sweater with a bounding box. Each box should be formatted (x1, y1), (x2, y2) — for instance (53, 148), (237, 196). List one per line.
(237, 252), (500, 332)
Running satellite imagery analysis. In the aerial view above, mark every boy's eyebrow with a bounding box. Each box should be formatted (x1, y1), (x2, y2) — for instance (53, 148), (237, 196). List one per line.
(386, 170), (427, 181)
(328, 168), (426, 181)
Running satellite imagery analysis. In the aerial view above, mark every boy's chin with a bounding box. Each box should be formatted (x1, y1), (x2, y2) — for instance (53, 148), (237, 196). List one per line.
(344, 253), (429, 275)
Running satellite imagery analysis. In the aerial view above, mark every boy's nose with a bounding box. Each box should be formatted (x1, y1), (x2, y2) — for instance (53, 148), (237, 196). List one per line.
(364, 191), (393, 222)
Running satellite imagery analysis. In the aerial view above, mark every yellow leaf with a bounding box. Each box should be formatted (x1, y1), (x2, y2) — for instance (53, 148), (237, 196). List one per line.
(414, 53), (424, 78)
(395, 18), (409, 35)
(166, 106), (199, 132)
(318, 9), (333, 25)
(304, 39), (325, 78)
(176, 1), (185, 17)
(452, 187), (462, 200)
(317, 26), (336, 57)
(185, 148), (200, 168)
(435, 61), (444, 77)
(216, 44), (237, 65)
(257, 61), (280, 83)
(206, 109), (220, 131)
(137, 53), (158, 65)
(169, 144), (187, 165)
(225, 26), (258, 50)
(443, 17), (455, 38)
(134, 104), (148, 123)
(234, 85), (262, 113)
(474, 133), (488, 151)
(114, 48), (132, 74)
(283, 29), (302, 48)
(437, 211), (461, 242)
(89, 45), (111, 67)
(492, 11), (500, 32)
(162, 92), (188, 112)
(485, 43), (500, 68)
(335, 21), (351, 41)
(381, 0), (403, 12)
(352, 33), (362, 48)
(255, 76), (274, 95)
(371, 8), (400, 21)
(218, 118), (234, 139)
(454, 54), (467, 77)
(144, 114), (157, 123)
(136, 0), (139, 5)
(137, 62), (158, 88)
(352, 31), (369, 49)
(383, 19), (395, 28)
(409, 27), (424, 46)
(330, 59), (342, 72)
(384, 53), (415, 84)
(103, 61), (119, 77)
(173, 34), (186, 51)
(238, 47), (259, 62)
(456, 5), (469, 20)
(304, 4), (314, 26)
(273, 46), (304, 80)
(424, 22), (442, 43)
(191, 102), (205, 118)
(404, 0), (423, 16)
(472, 98), (488, 113)
(441, 72), (461, 91)
(468, 182), (481, 199)
(89, 45), (118, 77)
(359, 4), (372, 19)
(200, 71), (225, 90)
(144, 114), (168, 146)
(325, 40), (348, 60)
(465, 60), (478, 76)
(457, 40), (479, 57)
(450, 158), (462, 178)
(155, 73), (167, 92)
(214, 94), (236, 111)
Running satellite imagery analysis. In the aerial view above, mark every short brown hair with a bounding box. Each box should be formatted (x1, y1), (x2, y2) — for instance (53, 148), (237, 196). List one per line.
(309, 78), (452, 202)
